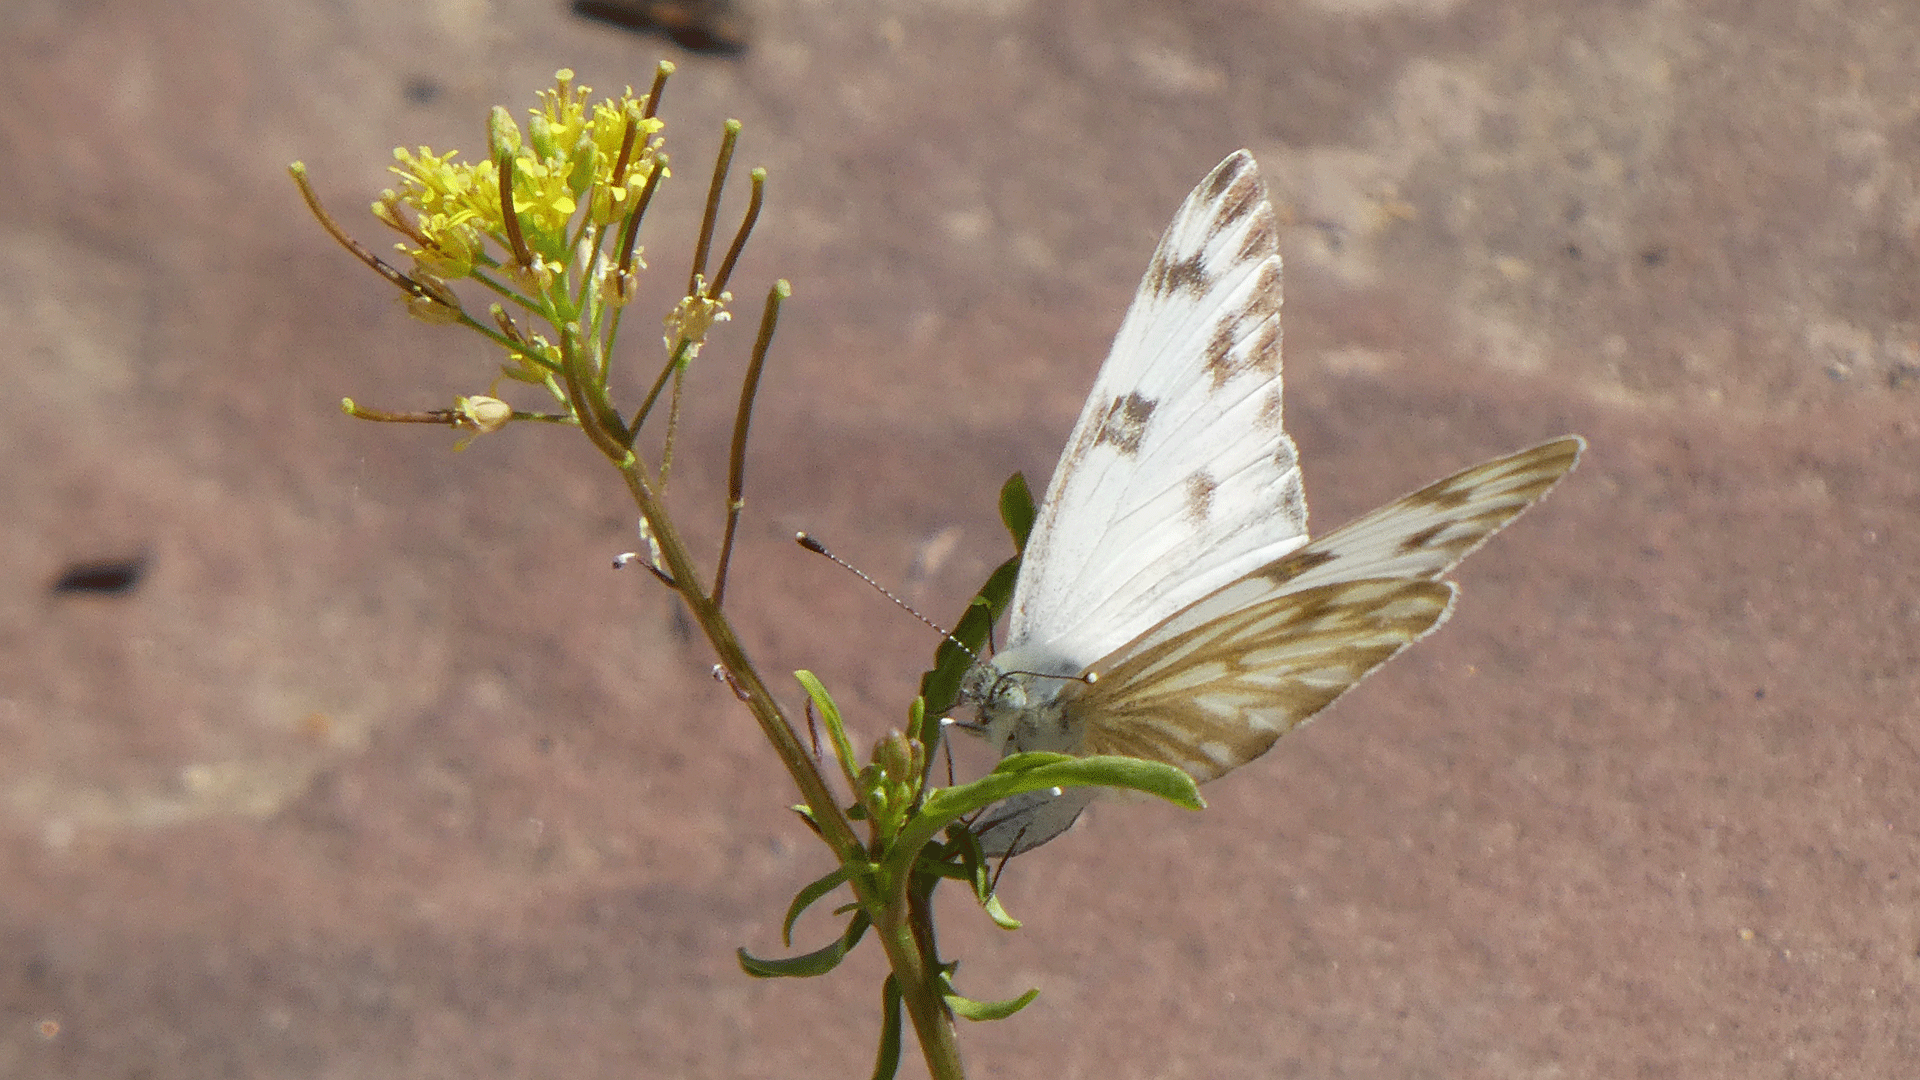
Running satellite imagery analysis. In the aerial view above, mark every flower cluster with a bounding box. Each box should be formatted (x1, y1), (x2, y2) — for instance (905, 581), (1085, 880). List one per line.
(293, 64), (774, 449)
(375, 69), (667, 289)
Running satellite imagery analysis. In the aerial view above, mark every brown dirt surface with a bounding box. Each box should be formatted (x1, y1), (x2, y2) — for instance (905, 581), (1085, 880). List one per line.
(4, 0), (1918, 1076)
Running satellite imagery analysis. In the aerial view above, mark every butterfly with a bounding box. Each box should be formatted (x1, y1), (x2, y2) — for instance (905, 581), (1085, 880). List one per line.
(960, 150), (1582, 856)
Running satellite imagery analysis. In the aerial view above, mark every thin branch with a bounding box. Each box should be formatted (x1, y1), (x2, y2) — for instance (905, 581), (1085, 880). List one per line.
(713, 281), (789, 607)
(612, 549), (677, 586)
(605, 152), (670, 369)
(627, 335), (697, 445)
(642, 60), (674, 120)
(495, 145), (535, 271)
(614, 149), (668, 288)
(608, 116), (641, 201)
(557, 322), (632, 458)
(661, 357), (687, 485)
(287, 164), (460, 319)
(687, 120), (741, 296)
(606, 474), (973, 1080)
(339, 401), (464, 425)
(709, 167), (765, 298)
(615, 463), (862, 865)
(340, 399), (569, 427)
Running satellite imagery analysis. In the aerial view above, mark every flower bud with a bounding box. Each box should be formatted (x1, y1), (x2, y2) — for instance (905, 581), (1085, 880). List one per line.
(455, 395), (513, 434)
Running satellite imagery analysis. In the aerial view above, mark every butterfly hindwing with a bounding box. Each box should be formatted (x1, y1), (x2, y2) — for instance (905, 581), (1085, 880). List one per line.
(971, 787), (1102, 860)
(1062, 439), (1581, 788)
(1069, 578), (1456, 782)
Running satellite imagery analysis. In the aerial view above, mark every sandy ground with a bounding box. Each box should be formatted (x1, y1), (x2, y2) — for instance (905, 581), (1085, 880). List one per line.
(4, 0), (1919, 1076)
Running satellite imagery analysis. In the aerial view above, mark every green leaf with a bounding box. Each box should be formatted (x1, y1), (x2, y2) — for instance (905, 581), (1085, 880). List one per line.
(981, 890), (1021, 931)
(916, 471), (1032, 723)
(780, 864), (856, 947)
(916, 556), (1019, 720)
(929, 752), (1203, 822)
(997, 471), (1035, 552)
(908, 849), (973, 884)
(944, 830), (1024, 929)
(942, 978), (1040, 1022)
(795, 670), (860, 790)
(737, 909), (871, 978)
(871, 975), (904, 1080)
(883, 754), (1204, 881)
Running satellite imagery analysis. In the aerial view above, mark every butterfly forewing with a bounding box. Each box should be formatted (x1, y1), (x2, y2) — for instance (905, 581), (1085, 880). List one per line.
(1006, 150), (1309, 671)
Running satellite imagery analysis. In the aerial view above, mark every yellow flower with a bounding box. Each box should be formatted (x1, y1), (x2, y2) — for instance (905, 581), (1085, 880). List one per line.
(378, 71), (670, 281)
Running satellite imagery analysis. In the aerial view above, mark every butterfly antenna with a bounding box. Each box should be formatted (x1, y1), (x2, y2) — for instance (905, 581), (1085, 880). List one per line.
(1003, 666), (1098, 688)
(795, 532), (980, 660)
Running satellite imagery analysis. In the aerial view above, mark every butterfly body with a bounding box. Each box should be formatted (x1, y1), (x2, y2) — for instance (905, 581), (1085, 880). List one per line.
(963, 151), (1582, 856)
(965, 658), (1077, 754)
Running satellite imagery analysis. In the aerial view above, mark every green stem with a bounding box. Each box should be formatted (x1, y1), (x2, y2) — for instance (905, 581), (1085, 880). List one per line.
(873, 904), (965, 1080)
(559, 324), (631, 455)
(614, 464), (857, 855)
(600, 411), (966, 1080)
(626, 336), (697, 441)
(536, 125), (965, 1079)
(687, 120), (741, 296)
(708, 167), (764, 297)
(713, 282), (787, 607)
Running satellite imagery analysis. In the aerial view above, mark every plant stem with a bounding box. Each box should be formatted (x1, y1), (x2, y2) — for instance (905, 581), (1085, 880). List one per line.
(603, 415), (967, 1080)
(566, 226), (966, 1080)
(713, 282), (785, 607)
(874, 903), (965, 1080)
(616, 464), (854, 845)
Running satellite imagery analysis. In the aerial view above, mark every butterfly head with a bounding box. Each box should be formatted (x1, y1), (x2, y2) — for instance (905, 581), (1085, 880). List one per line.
(959, 646), (1091, 756)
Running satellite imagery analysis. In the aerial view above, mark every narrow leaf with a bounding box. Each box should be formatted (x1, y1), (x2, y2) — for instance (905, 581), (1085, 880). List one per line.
(929, 752), (1203, 832)
(981, 890), (1021, 930)
(916, 473), (1030, 720)
(870, 975), (904, 1080)
(795, 670), (860, 790)
(943, 983), (1040, 1022)
(997, 471), (1035, 552)
(916, 555), (1019, 719)
(737, 909), (871, 978)
(883, 754), (1202, 883)
(948, 832), (1023, 929)
(781, 864), (855, 947)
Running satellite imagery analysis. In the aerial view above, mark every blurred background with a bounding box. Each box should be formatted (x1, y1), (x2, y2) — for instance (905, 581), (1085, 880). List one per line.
(3, 0), (1917, 1076)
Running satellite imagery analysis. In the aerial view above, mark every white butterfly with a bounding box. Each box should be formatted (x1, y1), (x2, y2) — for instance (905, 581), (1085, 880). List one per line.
(961, 150), (1582, 856)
